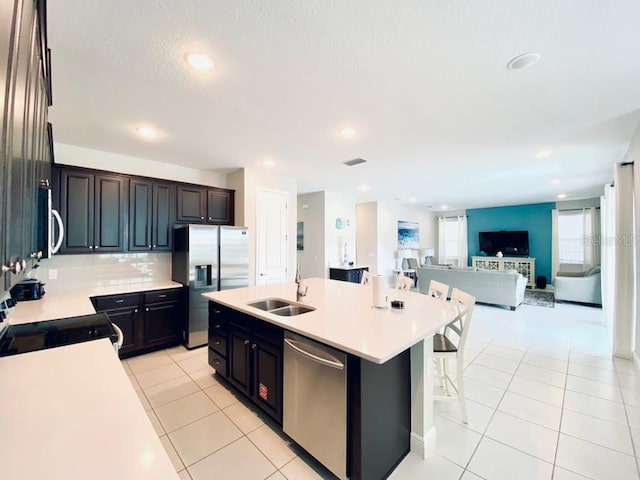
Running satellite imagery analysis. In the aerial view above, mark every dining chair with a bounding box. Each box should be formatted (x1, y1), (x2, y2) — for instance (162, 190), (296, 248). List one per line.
(360, 271), (371, 285)
(396, 273), (413, 290)
(433, 288), (476, 423)
(427, 279), (449, 302)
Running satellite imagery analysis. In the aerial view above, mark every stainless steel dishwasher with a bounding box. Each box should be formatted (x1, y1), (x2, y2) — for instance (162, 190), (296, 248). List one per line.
(283, 332), (348, 480)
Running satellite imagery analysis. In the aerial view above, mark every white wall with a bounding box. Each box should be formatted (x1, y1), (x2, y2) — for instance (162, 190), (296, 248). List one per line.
(54, 143), (227, 186)
(297, 192), (326, 279)
(356, 202), (378, 274)
(324, 191), (357, 274)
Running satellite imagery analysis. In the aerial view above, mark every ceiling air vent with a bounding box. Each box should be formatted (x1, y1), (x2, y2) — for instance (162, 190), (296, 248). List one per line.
(343, 158), (367, 167)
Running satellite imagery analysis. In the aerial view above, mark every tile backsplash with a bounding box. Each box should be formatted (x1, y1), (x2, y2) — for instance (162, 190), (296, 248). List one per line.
(32, 253), (172, 292)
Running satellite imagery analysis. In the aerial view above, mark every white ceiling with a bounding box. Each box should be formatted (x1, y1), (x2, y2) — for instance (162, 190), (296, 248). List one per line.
(48, 0), (640, 210)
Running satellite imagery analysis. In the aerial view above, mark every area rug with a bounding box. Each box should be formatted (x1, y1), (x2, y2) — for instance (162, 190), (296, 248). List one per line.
(523, 289), (555, 308)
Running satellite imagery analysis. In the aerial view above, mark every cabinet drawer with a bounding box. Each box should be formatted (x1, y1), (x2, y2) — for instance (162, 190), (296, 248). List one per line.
(93, 293), (142, 311)
(209, 331), (227, 357)
(144, 288), (182, 304)
(208, 348), (227, 377)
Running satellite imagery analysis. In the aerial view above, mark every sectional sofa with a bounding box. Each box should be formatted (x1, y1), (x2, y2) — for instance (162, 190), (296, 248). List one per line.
(416, 265), (527, 310)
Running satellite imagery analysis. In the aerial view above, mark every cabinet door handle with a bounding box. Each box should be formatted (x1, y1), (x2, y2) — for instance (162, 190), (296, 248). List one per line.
(148, 245), (151, 249)
(244, 339), (250, 345)
(158, 294), (167, 298)
(152, 245), (156, 248)
(213, 359), (220, 365)
(214, 340), (220, 345)
(251, 343), (257, 350)
(213, 309), (221, 314)
(134, 309), (138, 313)
(213, 324), (221, 329)
(95, 246), (99, 249)
(201, 217), (204, 220)
(115, 299), (124, 304)
(89, 246), (94, 250)
(145, 307), (149, 312)
(208, 217), (212, 221)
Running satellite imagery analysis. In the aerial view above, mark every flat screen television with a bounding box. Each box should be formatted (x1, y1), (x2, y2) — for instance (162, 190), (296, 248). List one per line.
(478, 230), (529, 257)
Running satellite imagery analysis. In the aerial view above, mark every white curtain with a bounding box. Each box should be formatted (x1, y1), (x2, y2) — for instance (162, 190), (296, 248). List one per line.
(456, 215), (468, 267)
(551, 209), (559, 282)
(613, 162), (635, 359)
(583, 207), (601, 269)
(437, 216), (446, 264)
(601, 185), (616, 328)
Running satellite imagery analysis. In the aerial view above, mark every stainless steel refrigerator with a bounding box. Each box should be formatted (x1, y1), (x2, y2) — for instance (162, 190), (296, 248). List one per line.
(172, 225), (249, 348)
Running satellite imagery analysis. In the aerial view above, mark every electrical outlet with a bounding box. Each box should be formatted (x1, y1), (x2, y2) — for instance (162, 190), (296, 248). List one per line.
(48, 269), (58, 280)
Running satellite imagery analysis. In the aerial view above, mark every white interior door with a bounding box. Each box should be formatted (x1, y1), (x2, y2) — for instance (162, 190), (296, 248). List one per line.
(256, 189), (288, 285)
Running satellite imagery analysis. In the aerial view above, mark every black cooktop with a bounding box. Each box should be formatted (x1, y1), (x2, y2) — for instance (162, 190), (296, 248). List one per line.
(0, 313), (118, 357)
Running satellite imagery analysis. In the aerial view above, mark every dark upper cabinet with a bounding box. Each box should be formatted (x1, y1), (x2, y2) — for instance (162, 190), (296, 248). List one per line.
(60, 168), (125, 253)
(152, 182), (174, 250)
(128, 179), (174, 252)
(177, 185), (234, 225)
(2, 0), (50, 293)
(177, 185), (205, 223)
(207, 189), (233, 224)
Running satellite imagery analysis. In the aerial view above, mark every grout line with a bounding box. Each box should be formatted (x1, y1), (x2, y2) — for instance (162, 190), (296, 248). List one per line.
(614, 362), (640, 478)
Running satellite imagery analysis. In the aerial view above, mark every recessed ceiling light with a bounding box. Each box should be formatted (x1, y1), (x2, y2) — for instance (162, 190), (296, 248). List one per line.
(185, 53), (214, 71)
(550, 179), (561, 185)
(263, 160), (274, 168)
(507, 52), (541, 70)
(536, 149), (552, 158)
(441, 205), (448, 210)
(340, 127), (356, 139)
(136, 126), (157, 139)
(557, 193), (567, 199)
(358, 184), (370, 191)
(409, 197), (417, 203)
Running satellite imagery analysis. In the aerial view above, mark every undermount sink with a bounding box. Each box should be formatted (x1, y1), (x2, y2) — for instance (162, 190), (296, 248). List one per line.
(247, 298), (315, 316)
(247, 298), (290, 311)
(270, 305), (315, 316)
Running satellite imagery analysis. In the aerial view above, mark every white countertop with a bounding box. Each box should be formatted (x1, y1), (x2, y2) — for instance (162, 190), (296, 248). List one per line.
(203, 278), (454, 364)
(0, 339), (179, 480)
(9, 281), (183, 325)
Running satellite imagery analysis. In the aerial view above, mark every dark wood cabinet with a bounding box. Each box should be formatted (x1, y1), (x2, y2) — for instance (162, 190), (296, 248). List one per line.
(129, 179), (175, 251)
(176, 185), (205, 223)
(208, 301), (283, 423)
(252, 335), (283, 422)
(92, 287), (184, 358)
(177, 185), (234, 225)
(59, 168), (125, 253)
(227, 323), (252, 396)
(329, 267), (369, 283)
(1, 0), (51, 294)
(207, 189), (233, 224)
(143, 290), (185, 347)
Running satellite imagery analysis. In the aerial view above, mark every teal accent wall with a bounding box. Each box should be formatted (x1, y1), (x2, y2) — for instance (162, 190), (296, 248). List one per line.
(467, 202), (556, 283)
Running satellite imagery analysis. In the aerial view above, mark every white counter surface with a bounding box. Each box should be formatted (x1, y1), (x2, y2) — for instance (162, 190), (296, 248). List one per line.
(9, 281), (183, 325)
(0, 339), (179, 480)
(203, 277), (454, 364)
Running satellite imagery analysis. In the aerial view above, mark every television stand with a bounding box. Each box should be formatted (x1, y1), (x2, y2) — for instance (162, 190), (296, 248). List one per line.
(471, 256), (536, 287)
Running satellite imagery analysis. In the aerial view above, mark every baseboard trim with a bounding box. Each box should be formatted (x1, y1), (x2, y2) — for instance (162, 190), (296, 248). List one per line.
(410, 427), (437, 459)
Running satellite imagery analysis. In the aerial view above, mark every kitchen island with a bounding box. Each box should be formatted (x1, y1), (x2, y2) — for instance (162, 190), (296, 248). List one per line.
(203, 277), (455, 479)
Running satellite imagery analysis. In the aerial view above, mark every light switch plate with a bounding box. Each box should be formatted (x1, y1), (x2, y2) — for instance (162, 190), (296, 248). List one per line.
(48, 269), (58, 280)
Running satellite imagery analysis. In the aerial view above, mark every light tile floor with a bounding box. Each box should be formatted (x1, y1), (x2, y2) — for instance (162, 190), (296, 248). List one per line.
(122, 300), (640, 480)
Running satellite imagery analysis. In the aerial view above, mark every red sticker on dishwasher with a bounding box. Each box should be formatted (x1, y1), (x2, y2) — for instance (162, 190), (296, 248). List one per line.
(259, 383), (268, 400)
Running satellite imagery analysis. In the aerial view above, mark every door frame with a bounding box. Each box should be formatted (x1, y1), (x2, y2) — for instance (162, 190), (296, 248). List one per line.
(255, 188), (289, 285)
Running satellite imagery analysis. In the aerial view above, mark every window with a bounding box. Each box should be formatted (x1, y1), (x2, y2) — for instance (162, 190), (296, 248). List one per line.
(438, 215), (467, 267)
(558, 211), (585, 264)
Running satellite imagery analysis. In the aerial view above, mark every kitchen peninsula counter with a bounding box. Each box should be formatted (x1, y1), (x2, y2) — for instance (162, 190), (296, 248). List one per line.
(202, 277), (453, 363)
(0, 339), (179, 480)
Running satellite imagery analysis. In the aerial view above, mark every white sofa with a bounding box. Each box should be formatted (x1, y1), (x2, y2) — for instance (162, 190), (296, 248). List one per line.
(417, 266), (527, 310)
(554, 266), (602, 305)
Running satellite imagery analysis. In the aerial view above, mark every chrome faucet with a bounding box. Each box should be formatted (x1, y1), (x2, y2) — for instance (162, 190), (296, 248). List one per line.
(295, 265), (308, 300)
